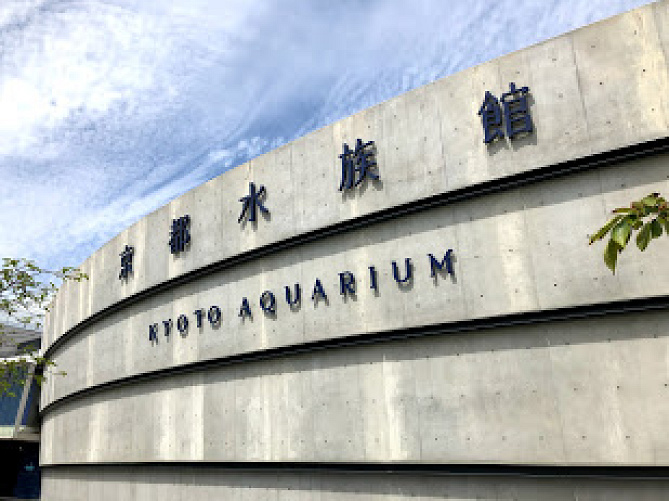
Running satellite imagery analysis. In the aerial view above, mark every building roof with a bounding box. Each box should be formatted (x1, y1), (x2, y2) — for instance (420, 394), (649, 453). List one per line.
(0, 326), (41, 359)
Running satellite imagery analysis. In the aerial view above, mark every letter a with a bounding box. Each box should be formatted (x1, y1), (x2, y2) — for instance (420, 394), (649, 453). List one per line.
(312, 279), (328, 304)
(239, 297), (252, 319)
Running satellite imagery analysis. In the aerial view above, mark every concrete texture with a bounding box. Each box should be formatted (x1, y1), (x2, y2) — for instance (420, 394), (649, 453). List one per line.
(41, 467), (669, 501)
(40, 310), (669, 465)
(38, 154), (669, 407)
(39, 2), (669, 499)
(41, 0), (669, 348)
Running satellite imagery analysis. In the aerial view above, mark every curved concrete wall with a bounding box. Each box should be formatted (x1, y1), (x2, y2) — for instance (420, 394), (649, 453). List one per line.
(42, 0), (669, 348)
(40, 468), (669, 501)
(40, 2), (669, 499)
(41, 310), (669, 465)
(39, 156), (669, 407)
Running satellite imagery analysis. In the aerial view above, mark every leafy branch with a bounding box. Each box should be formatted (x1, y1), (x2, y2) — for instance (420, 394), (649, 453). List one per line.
(0, 258), (87, 329)
(0, 258), (86, 395)
(589, 193), (668, 273)
(0, 357), (62, 397)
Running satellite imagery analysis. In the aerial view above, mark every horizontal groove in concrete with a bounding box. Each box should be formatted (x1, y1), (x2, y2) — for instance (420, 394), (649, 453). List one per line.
(39, 293), (669, 418)
(40, 461), (669, 479)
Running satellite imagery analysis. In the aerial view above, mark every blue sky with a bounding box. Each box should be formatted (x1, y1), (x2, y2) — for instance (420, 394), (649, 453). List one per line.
(0, 0), (653, 270)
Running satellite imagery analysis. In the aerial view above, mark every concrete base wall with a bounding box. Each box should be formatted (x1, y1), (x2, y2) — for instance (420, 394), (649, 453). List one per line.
(41, 467), (669, 501)
(39, 309), (669, 466)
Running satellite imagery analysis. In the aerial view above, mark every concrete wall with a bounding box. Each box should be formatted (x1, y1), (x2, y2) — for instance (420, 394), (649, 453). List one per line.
(39, 1), (669, 499)
(41, 468), (669, 501)
(40, 310), (669, 465)
(39, 154), (669, 407)
(42, 0), (669, 349)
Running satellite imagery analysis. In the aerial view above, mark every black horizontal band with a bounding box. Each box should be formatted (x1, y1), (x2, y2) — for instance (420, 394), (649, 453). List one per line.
(39, 460), (669, 479)
(41, 135), (669, 362)
(40, 293), (669, 418)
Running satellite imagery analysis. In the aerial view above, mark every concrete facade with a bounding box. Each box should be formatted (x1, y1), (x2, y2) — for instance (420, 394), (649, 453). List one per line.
(40, 2), (669, 499)
(40, 468), (669, 501)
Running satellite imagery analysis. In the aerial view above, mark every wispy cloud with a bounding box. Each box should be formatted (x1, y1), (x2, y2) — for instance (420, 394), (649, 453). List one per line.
(0, 0), (653, 269)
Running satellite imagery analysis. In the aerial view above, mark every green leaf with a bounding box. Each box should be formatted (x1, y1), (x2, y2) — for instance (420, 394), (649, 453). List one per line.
(611, 219), (633, 248)
(589, 215), (623, 244)
(651, 218), (663, 239)
(641, 195), (660, 207)
(604, 239), (621, 273)
(658, 216), (669, 235)
(636, 222), (652, 251)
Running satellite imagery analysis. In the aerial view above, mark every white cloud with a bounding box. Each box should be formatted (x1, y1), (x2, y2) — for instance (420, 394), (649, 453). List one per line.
(0, 0), (654, 270)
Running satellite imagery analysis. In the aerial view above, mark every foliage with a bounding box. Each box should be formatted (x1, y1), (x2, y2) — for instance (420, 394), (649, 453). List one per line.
(589, 193), (669, 273)
(0, 258), (87, 396)
(0, 258), (86, 328)
(0, 359), (53, 397)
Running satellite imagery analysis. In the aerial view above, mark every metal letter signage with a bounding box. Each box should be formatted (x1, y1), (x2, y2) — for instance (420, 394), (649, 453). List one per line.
(169, 215), (191, 254)
(117, 74), (542, 285)
(238, 182), (269, 224)
(260, 291), (277, 314)
(117, 74), (535, 285)
(339, 271), (356, 296)
(285, 284), (301, 308)
(501, 82), (532, 139)
(478, 91), (504, 144)
(147, 250), (458, 345)
(478, 82), (533, 143)
(148, 323), (158, 343)
(339, 139), (379, 191)
(118, 245), (134, 280)
(311, 279), (328, 304)
(239, 297), (252, 319)
(428, 250), (454, 278)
